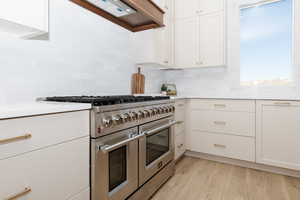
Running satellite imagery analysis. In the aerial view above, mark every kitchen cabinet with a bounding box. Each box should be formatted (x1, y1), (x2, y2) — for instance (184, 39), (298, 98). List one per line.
(186, 99), (255, 162)
(0, 0), (48, 39)
(256, 101), (300, 171)
(175, 0), (224, 19)
(0, 111), (90, 200)
(0, 137), (89, 200)
(174, 100), (186, 160)
(198, 12), (225, 67)
(174, 17), (198, 68)
(154, 0), (175, 66)
(173, 0), (226, 68)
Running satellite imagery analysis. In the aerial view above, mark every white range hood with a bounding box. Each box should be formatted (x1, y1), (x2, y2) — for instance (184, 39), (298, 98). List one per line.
(0, 0), (48, 39)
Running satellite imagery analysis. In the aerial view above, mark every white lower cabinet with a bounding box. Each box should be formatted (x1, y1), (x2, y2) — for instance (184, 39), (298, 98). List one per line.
(256, 101), (300, 171)
(189, 131), (255, 162)
(0, 136), (89, 200)
(186, 99), (256, 162)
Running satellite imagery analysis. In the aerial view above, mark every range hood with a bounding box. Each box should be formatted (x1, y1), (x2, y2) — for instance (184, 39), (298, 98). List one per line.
(70, 0), (165, 32)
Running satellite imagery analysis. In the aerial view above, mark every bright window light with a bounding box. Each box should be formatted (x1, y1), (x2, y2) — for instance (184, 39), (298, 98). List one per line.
(240, 0), (293, 86)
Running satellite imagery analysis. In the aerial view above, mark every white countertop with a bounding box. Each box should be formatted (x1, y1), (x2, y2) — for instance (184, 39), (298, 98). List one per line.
(0, 101), (91, 120)
(170, 96), (300, 101)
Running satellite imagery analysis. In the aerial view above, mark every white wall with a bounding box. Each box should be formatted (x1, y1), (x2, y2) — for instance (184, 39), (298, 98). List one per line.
(0, 0), (161, 105)
(163, 0), (300, 99)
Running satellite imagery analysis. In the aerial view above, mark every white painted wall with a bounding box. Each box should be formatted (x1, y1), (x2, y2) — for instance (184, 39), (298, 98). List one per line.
(0, 0), (161, 105)
(163, 0), (300, 99)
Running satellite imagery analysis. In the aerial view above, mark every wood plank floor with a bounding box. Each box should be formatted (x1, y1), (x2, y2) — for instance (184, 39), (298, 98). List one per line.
(151, 156), (300, 200)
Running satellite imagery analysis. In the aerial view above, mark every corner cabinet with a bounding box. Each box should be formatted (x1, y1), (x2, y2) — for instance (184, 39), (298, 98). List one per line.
(174, 0), (226, 68)
(256, 101), (300, 171)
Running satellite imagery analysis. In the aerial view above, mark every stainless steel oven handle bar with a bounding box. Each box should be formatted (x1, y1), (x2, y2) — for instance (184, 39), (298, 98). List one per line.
(99, 134), (145, 153)
(142, 120), (177, 137)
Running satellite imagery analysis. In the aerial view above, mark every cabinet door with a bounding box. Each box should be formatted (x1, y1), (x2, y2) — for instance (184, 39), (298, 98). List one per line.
(174, 0), (198, 19)
(0, 137), (89, 200)
(198, 0), (224, 15)
(198, 12), (225, 67)
(256, 101), (300, 171)
(174, 18), (198, 68)
(155, 17), (174, 65)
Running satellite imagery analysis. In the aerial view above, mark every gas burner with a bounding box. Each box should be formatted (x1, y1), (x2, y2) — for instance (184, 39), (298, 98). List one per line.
(45, 95), (170, 106)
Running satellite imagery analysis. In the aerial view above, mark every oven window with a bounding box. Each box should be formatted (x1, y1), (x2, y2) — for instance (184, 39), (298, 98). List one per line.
(146, 128), (170, 166)
(109, 146), (127, 192)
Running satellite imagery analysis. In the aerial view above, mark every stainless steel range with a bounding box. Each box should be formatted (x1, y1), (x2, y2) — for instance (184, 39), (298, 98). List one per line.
(45, 95), (177, 200)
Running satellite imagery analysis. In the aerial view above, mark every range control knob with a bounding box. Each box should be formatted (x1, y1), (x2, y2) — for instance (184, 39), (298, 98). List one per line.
(137, 111), (144, 120)
(153, 108), (159, 115)
(120, 113), (130, 122)
(143, 110), (150, 118)
(112, 114), (122, 125)
(102, 117), (113, 128)
(129, 112), (137, 121)
(149, 109), (155, 116)
(159, 107), (164, 114)
(171, 105), (175, 112)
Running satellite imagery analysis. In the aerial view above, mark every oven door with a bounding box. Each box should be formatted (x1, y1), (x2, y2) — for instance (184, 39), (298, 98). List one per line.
(138, 117), (176, 185)
(91, 127), (142, 200)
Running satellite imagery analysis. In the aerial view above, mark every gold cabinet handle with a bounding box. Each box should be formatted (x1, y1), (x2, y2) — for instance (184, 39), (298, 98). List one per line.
(177, 144), (184, 148)
(274, 102), (291, 106)
(176, 121), (184, 125)
(214, 104), (226, 107)
(214, 121), (226, 125)
(5, 187), (32, 200)
(214, 144), (226, 148)
(0, 134), (32, 145)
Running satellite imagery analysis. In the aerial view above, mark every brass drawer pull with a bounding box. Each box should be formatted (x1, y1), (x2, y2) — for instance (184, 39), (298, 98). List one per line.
(214, 121), (226, 125)
(177, 144), (184, 148)
(5, 187), (32, 200)
(214, 144), (226, 148)
(274, 102), (291, 106)
(0, 134), (32, 145)
(176, 121), (184, 125)
(214, 104), (226, 107)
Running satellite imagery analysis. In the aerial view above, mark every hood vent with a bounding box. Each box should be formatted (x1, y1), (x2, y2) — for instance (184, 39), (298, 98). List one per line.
(71, 0), (165, 32)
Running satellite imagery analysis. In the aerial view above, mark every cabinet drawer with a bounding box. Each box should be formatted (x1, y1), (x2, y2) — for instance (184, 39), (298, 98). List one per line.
(175, 121), (185, 135)
(191, 110), (255, 137)
(189, 131), (255, 162)
(0, 111), (89, 160)
(190, 99), (255, 112)
(175, 131), (186, 160)
(175, 100), (185, 121)
(0, 137), (89, 200)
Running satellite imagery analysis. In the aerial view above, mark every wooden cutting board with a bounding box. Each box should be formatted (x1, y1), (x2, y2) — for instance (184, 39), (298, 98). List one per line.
(131, 67), (145, 94)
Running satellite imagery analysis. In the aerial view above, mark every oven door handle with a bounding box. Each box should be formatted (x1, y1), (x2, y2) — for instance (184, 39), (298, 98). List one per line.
(143, 120), (177, 137)
(99, 134), (144, 153)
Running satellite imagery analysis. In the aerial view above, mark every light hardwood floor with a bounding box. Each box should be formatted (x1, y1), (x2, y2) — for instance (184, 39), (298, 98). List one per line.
(151, 156), (300, 200)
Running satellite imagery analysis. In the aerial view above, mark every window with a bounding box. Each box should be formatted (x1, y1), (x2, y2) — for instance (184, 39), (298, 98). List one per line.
(240, 0), (293, 86)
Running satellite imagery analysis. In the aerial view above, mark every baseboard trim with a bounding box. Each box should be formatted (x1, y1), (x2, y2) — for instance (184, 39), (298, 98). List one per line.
(185, 151), (300, 178)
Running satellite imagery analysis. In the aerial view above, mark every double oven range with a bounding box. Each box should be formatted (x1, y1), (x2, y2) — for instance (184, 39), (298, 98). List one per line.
(45, 96), (177, 200)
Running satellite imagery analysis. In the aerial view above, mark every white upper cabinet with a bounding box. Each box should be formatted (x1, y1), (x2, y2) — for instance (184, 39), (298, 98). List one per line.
(173, 0), (226, 68)
(0, 0), (48, 39)
(175, 0), (224, 19)
(153, 0), (175, 66)
(198, 0), (224, 15)
(174, 0), (199, 19)
(174, 18), (198, 68)
(198, 12), (225, 67)
(256, 101), (300, 171)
